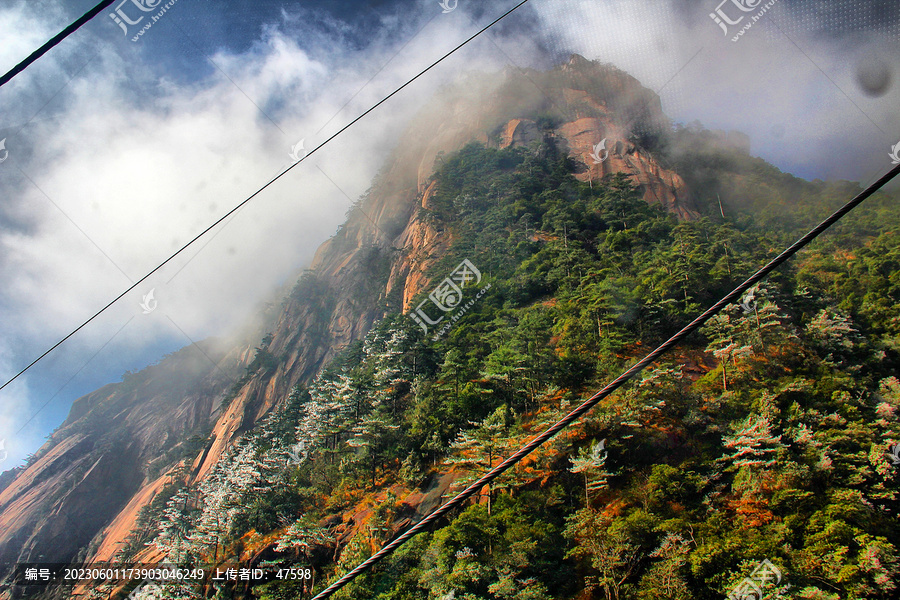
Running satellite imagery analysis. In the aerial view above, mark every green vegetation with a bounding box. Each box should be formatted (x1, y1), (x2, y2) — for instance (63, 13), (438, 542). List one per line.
(148, 135), (900, 600)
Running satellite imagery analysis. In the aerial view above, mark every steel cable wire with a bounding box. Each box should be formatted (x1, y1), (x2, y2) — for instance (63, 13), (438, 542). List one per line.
(0, 0), (118, 88)
(310, 162), (900, 599)
(0, 0), (533, 392)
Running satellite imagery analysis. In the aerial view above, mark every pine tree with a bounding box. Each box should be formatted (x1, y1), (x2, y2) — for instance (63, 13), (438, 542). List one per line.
(703, 308), (753, 391)
(482, 344), (533, 410)
(565, 508), (642, 600)
(371, 327), (414, 414)
(447, 406), (513, 515)
(806, 308), (863, 367)
(636, 533), (691, 600)
(744, 285), (794, 356)
(153, 488), (195, 562)
(347, 410), (400, 486)
(720, 414), (783, 470)
(305, 373), (355, 462)
(701, 306), (752, 391)
(275, 518), (331, 558)
(569, 439), (612, 504)
(190, 440), (262, 560)
(438, 348), (467, 406)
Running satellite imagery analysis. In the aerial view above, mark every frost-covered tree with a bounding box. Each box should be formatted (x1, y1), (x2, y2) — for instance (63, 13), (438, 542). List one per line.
(569, 439), (612, 503)
(371, 328), (415, 412)
(806, 308), (863, 367)
(153, 488), (195, 562)
(300, 373), (354, 462)
(720, 414), (784, 470)
(190, 440), (262, 559)
(275, 518), (332, 558)
(150, 439), (267, 562)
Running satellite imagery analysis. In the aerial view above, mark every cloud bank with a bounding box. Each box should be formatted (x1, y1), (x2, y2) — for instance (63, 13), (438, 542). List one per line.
(0, 0), (897, 467)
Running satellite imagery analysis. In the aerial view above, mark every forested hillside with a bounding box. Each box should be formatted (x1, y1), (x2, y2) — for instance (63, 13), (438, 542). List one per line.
(98, 134), (900, 600)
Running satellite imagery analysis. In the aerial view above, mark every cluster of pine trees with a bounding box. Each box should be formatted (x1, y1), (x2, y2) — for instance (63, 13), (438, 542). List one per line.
(112, 132), (899, 600)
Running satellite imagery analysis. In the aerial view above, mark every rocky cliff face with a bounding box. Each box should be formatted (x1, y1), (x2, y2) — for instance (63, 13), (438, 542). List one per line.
(0, 55), (698, 581)
(0, 341), (242, 576)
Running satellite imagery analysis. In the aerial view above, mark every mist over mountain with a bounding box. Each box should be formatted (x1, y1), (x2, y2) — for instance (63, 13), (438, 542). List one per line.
(1, 54), (899, 600)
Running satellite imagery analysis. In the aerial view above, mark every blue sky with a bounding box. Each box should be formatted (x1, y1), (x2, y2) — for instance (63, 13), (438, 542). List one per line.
(0, 0), (898, 468)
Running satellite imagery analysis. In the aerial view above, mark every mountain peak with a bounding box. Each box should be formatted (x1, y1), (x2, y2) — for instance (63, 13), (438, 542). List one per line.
(0, 57), (698, 575)
(563, 52), (597, 70)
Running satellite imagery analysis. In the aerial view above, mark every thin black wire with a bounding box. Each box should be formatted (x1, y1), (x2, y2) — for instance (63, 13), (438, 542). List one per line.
(310, 162), (900, 600)
(0, 0), (117, 88)
(315, 164), (398, 248)
(14, 316), (134, 435)
(0, 0), (533, 393)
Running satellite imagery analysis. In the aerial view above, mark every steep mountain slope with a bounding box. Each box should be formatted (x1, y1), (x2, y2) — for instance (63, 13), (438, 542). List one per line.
(0, 341), (243, 571)
(0, 55), (703, 580)
(73, 137), (897, 600)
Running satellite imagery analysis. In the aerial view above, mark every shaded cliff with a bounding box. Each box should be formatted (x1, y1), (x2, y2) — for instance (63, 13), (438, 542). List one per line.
(0, 55), (701, 583)
(0, 341), (242, 573)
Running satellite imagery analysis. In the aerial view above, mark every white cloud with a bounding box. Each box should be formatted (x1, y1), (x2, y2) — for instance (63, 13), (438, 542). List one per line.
(0, 0), (897, 468)
(0, 0), (517, 466)
(531, 0), (900, 180)
(0, 1), (66, 78)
